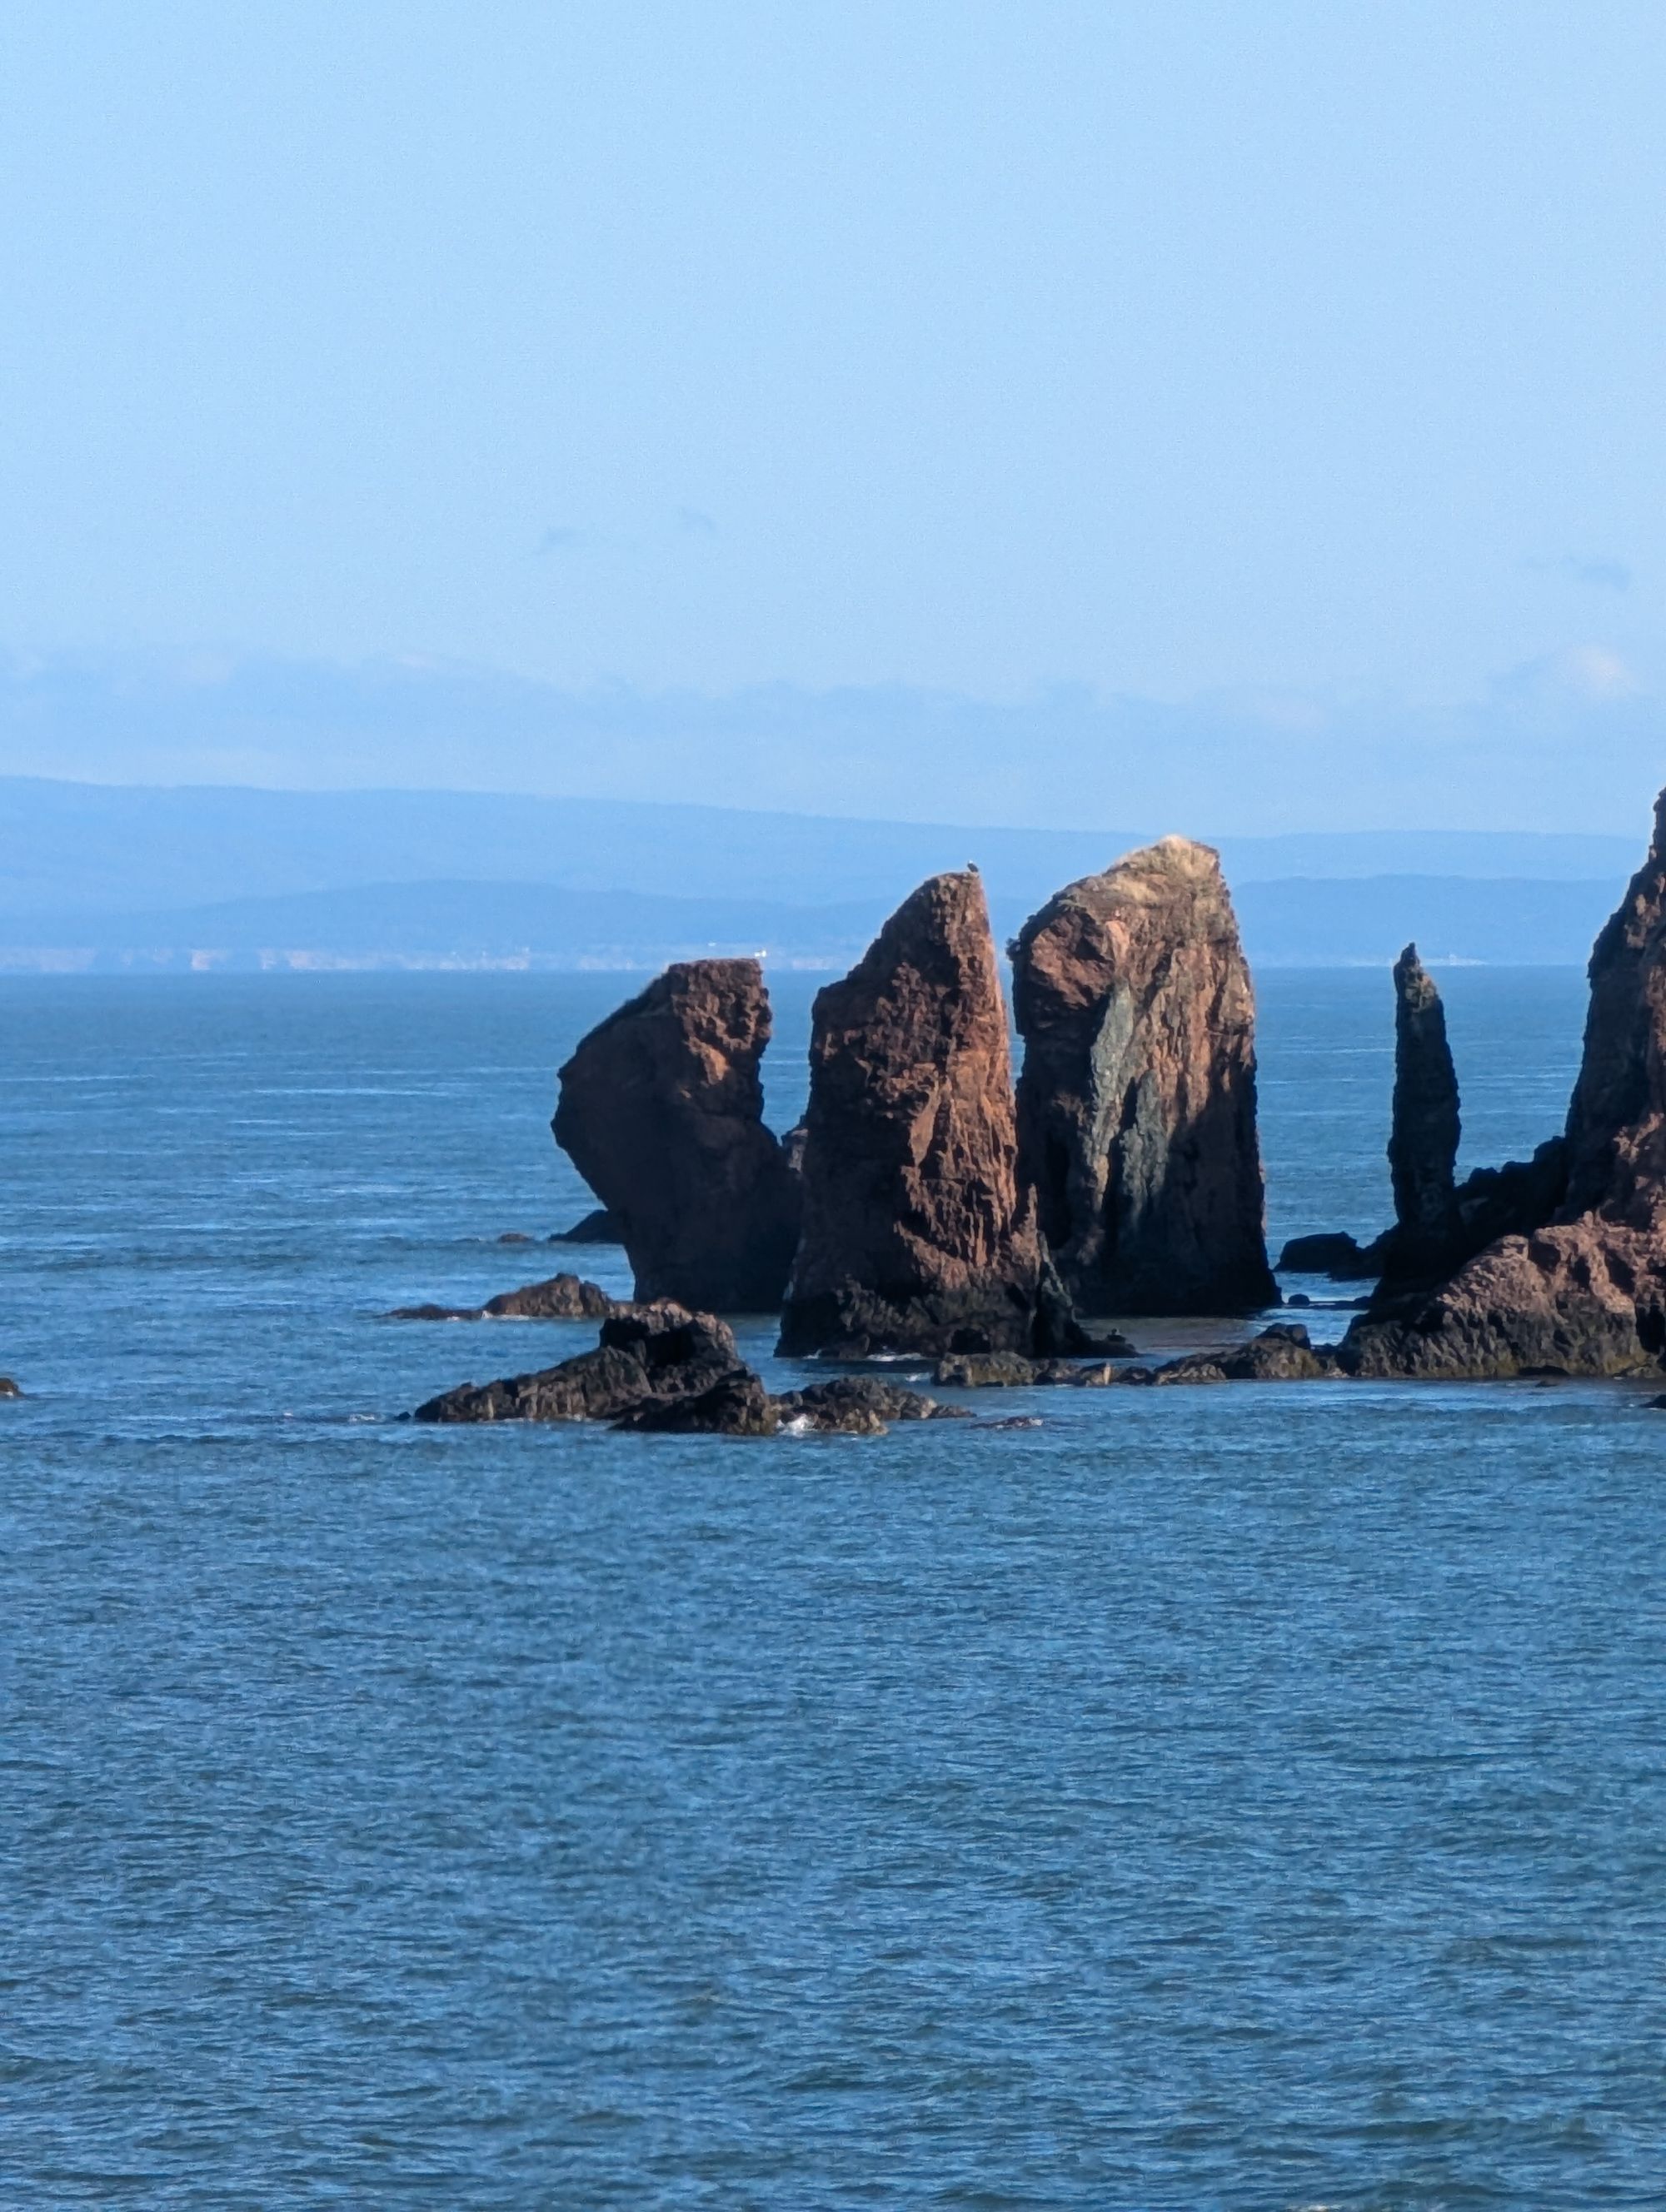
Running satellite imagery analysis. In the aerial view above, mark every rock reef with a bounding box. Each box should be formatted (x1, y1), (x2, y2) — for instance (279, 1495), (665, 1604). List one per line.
(412, 1307), (963, 1436)
(553, 959), (801, 1312)
(1010, 836), (1274, 1315)
(778, 870), (1073, 1358)
(387, 1273), (619, 1322)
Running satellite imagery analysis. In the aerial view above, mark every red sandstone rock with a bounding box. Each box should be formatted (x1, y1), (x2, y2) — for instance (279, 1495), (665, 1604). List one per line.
(1386, 943), (1461, 1264)
(778, 869), (1063, 1357)
(1009, 836), (1274, 1314)
(552, 959), (801, 1313)
(1342, 790), (1666, 1378)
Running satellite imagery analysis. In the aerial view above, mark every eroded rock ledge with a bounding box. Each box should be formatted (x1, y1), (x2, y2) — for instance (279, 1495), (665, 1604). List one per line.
(412, 1304), (971, 1436)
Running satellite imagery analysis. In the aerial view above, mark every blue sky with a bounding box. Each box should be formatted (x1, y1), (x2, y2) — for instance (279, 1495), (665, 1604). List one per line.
(0, 2), (1663, 827)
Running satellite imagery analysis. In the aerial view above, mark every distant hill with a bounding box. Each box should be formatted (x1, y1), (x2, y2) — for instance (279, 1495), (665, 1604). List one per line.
(0, 871), (1622, 972)
(0, 777), (1643, 923)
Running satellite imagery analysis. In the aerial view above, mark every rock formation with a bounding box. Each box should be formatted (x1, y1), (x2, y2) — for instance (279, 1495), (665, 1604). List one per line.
(1385, 943), (1460, 1266)
(773, 1377), (970, 1429)
(1008, 836), (1275, 1315)
(387, 1273), (619, 1322)
(412, 1305), (960, 1435)
(1338, 789), (1666, 1378)
(552, 959), (801, 1312)
(777, 870), (1075, 1358)
(1277, 955), (1566, 1288)
(548, 1207), (622, 1244)
(415, 1303), (746, 1423)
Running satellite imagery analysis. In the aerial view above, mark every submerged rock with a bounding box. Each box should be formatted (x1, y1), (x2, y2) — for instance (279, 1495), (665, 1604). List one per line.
(1010, 836), (1275, 1316)
(387, 1273), (619, 1323)
(779, 870), (1066, 1358)
(1150, 1322), (1338, 1385)
(773, 1377), (969, 1428)
(553, 959), (801, 1311)
(931, 1348), (1137, 1387)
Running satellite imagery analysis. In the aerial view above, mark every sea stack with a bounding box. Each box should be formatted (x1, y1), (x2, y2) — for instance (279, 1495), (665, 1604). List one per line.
(1009, 836), (1275, 1314)
(778, 869), (1053, 1357)
(552, 959), (801, 1312)
(1385, 943), (1461, 1268)
(1342, 789), (1666, 1378)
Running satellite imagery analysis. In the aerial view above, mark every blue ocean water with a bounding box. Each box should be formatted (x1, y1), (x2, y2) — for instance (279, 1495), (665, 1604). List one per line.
(5, 966), (1666, 2211)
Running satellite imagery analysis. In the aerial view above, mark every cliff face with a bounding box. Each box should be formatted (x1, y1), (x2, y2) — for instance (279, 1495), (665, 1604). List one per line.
(778, 869), (1054, 1357)
(552, 959), (801, 1313)
(1387, 943), (1460, 1258)
(1563, 788), (1666, 1223)
(1009, 836), (1274, 1315)
(1342, 790), (1666, 1377)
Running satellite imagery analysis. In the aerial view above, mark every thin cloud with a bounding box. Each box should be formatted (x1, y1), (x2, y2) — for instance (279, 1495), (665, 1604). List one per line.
(536, 526), (590, 555)
(1526, 553), (1633, 591)
(676, 506), (717, 537)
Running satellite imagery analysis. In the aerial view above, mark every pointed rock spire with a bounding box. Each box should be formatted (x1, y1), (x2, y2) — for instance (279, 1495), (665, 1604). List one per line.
(779, 869), (1060, 1357)
(1387, 943), (1460, 1261)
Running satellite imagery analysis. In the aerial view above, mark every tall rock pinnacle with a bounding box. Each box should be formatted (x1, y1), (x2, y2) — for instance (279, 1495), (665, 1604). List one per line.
(1387, 943), (1461, 1263)
(1009, 836), (1275, 1314)
(1342, 787), (1666, 1377)
(778, 869), (1056, 1357)
(553, 959), (801, 1312)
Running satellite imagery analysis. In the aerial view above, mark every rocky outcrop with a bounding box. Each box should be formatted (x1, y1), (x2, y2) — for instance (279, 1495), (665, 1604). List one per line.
(388, 1273), (620, 1322)
(1278, 949), (1567, 1288)
(613, 1370), (780, 1435)
(412, 1306), (969, 1435)
(1386, 944), (1460, 1266)
(414, 1303), (745, 1424)
(0, 1377), (20, 1398)
(1009, 836), (1275, 1315)
(1337, 790), (1666, 1378)
(548, 1207), (622, 1244)
(1338, 1223), (1657, 1380)
(553, 960), (801, 1312)
(774, 1378), (969, 1430)
(1277, 1229), (1378, 1278)
(1146, 1323), (1339, 1384)
(932, 1346), (1136, 1387)
(778, 870), (1074, 1358)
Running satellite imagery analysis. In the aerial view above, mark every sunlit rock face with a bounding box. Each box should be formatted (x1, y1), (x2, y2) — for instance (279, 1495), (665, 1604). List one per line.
(1009, 836), (1274, 1317)
(779, 869), (1057, 1358)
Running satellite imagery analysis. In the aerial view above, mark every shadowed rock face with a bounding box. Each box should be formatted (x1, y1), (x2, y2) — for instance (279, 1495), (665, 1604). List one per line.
(1387, 943), (1460, 1262)
(552, 959), (801, 1313)
(1009, 836), (1275, 1315)
(778, 870), (1055, 1357)
(1564, 789), (1666, 1221)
